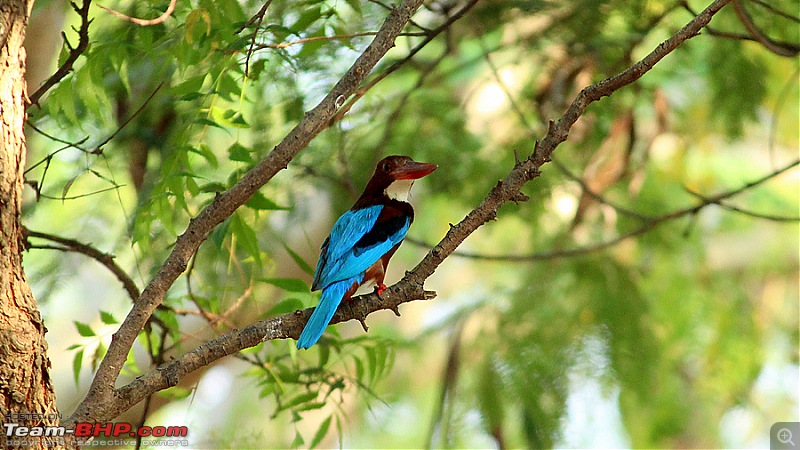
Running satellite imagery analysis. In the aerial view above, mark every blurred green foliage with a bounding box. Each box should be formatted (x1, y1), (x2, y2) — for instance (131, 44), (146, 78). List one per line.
(23, 0), (798, 447)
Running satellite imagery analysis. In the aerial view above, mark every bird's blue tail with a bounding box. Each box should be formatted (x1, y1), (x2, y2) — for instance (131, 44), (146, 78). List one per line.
(297, 275), (362, 349)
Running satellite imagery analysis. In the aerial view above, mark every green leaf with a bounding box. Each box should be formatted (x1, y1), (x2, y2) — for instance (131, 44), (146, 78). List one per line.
(365, 346), (377, 383)
(72, 349), (84, 386)
(291, 430), (305, 448)
(99, 310), (117, 325)
(278, 391), (319, 414)
(198, 182), (228, 194)
(158, 386), (193, 400)
(477, 356), (504, 435)
(266, 298), (305, 316)
(186, 176), (200, 196)
(246, 192), (289, 210)
(262, 278), (309, 293)
(62, 173), (81, 201)
(74, 321), (95, 337)
(210, 216), (232, 250)
(91, 341), (107, 372)
(265, 24), (296, 40)
(230, 213), (262, 264)
(283, 244), (315, 275)
(310, 414), (332, 449)
(216, 73), (242, 102)
(185, 8), (212, 44)
(344, 0), (362, 14)
(354, 356), (364, 383)
(291, 6), (322, 33)
(318, 344), (330, 368)
(170, 74), (207, 97)
(188, 144), (219, 168)
(295, 402), (326, 412)
(227, 142), (253, 163)
(373, 343), (388, 380)
(194, 117), (225, 129)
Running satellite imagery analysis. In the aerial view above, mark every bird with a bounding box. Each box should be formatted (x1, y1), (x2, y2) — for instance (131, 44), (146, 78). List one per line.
(296, 155), (437, 350)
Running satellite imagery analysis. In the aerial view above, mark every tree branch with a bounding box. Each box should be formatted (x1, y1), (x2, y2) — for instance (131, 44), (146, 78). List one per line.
(27, 0), (92, 108)
(731, 0), (800, 57)
(405, 159), (800, 261)
(330, 0), (481, 126)
(403, 0), (734, 285)
(64, 0), (733, 427)
(23, 228), (140, 301)
(97, 0), (178, 27)
(680, 0), (800, 56)
(255, 31), (428, 50)
(239, 0), (275, 77)
(66, 0), (429, 427)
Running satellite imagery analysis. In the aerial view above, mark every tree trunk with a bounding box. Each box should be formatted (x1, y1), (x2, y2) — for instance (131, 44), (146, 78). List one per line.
(0, 1), (62, 449)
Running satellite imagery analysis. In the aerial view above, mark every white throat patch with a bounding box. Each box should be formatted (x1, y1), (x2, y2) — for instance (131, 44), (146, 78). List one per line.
(385, 179), (414, 202)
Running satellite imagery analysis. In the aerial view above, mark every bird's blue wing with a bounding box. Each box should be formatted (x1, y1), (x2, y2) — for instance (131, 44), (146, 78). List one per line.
(312, 205), (383, 290)
(312, 205), (411, 290)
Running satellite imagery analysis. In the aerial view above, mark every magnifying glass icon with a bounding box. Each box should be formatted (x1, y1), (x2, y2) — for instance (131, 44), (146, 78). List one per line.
(778, 428), (795, 446)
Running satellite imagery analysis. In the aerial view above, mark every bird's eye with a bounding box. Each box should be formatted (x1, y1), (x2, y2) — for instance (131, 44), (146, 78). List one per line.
(381, 162), (391, 172)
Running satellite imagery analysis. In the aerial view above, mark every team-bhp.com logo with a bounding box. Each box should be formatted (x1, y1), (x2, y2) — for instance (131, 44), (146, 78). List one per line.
(5, 422), (188, 438)
(4, 420), (189, 447)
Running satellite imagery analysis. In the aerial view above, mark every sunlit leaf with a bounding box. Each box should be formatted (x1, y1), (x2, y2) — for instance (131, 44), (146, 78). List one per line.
(73, 321), (94, 337)
(310, 414), (332, 449)
(72, 349), (83, 387)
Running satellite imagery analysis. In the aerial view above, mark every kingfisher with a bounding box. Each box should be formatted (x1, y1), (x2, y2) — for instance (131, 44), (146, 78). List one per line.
(296, 155), (437, 350)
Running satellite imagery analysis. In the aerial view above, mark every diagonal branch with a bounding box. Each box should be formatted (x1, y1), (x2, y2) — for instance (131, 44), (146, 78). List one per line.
(404, 0), (734, 285)
(66, 0), (429, 427)
(64, 0), (732, 427)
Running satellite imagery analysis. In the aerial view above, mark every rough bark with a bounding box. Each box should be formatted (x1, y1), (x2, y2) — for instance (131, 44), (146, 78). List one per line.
(0, 1), (62, 449)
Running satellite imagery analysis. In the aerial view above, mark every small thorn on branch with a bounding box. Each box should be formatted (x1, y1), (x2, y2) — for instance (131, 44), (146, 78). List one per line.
(511, 192), (530, 203)
(357, 317), (369, 332)
(389, 305), (401, 317)
(422, 290), (437, 300)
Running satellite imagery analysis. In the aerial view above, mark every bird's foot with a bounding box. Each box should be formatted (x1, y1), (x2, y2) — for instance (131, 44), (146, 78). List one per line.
(373, 283), (387, 298)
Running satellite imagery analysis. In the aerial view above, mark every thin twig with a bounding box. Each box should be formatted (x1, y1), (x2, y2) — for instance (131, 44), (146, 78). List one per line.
(680, 1), (800, 56)
(235, 0), (273, 34)
(25, 83), (162, 199)
(37, 186), (124, 200)
(23, 228), (140, 301)
(91, 82), (166, 153)
(405, 159), (800, 261)
(478, 43), (647, 221)
(330, 0), (481, 126)
(241, 0), (275, 76)
(749, 0), (800, 23)
(255, 31), (428, 50)
(98, 0), (178, 26)
(731, 0), (800, 56)
(28, 0), (92, 107)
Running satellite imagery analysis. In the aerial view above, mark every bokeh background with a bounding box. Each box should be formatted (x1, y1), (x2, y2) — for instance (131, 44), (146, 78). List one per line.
(23, 0), (798, 448)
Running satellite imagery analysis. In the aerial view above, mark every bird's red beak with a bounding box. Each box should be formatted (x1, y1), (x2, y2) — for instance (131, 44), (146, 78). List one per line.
(392, 160), (438, 180)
